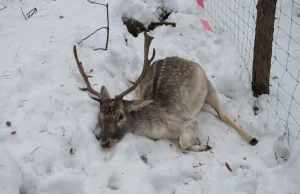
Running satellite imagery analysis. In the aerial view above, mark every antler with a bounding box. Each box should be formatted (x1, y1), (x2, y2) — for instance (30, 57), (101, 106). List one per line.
(73, 45), (104, 103)
(115, 32), (155, 100)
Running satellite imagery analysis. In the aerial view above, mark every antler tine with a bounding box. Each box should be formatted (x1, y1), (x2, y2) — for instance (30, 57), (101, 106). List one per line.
(73, 45), (103, 103)
(115, 32), (155, 100)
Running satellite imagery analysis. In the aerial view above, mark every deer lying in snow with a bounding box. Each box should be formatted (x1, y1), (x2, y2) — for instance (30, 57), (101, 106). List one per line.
(73, 32), (258, 152)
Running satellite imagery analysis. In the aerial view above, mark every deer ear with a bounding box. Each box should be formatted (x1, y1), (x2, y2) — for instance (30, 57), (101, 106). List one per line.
(100, 86), (110, 99)
(126, 100), (153, 112)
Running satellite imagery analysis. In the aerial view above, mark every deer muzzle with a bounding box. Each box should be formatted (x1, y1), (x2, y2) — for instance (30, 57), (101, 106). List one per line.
(101, 138), (116, 148)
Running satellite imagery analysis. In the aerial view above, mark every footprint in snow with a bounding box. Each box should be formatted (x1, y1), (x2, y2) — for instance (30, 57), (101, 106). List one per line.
(107, 174), (121, 190)
(140, 155), (148, 164)
(235, 178), (258, 194)
(273, 139), (290, 165)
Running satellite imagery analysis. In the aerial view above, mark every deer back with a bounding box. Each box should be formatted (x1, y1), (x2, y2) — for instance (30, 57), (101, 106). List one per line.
(136, 56), (208, 117)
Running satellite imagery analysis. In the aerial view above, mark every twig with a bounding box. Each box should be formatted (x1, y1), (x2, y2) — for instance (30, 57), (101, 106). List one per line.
(0, 75), (11, 77)
(94, 3), (109, 51)
(0, 6), (7, 12)
(19, 68), (24, 76)
(48, 132), (58, 135)
(79, 2), (109, 51)
(69, 135), (73, 145)
(196, 137), (201, 145)
(78, 27), (107, 45)
(67, 139), (72, 146)
(206, 136), (210, 146)
(0, 77), (13, 79)
(30, 146), (41, 155)
(26, 8), (37, 18)
(77, 176), (83, 185)
(55, 126), (66, 136)
(87, 0), (106, 6)
(215, 158), (224, 166)
(21, 7), (27, 20)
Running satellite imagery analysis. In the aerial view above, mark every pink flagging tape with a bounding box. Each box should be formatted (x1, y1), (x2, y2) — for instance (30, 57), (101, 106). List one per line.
(197, 0), (204, 8)
(200, 19), (213, 32)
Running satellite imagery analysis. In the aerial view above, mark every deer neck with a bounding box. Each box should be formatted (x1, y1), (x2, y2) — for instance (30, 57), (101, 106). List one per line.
(129, 102), (163, 136)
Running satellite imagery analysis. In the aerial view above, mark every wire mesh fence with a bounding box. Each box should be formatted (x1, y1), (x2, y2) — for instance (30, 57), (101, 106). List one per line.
(205, 0), (300, 144)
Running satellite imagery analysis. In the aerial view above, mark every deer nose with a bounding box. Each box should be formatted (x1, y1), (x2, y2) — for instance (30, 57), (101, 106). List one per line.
(101, 139), (111, 148)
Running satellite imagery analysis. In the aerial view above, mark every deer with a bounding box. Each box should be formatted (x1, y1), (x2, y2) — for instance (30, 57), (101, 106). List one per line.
(73, 32), (258, 152)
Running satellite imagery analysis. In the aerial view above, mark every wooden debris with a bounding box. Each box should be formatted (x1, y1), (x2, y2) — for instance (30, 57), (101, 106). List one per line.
(225, 162), (232, 172)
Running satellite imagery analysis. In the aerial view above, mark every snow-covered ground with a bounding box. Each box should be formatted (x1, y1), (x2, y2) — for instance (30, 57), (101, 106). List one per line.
(0, 0), (299, 194)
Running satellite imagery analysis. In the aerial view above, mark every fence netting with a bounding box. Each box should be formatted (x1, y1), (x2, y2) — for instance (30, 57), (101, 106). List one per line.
(205, 0), (300, 145)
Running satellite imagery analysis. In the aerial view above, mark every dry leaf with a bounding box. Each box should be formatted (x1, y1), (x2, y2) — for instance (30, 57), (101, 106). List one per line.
(271, 76), (278, 80)
(59, 16), (64, 19)
(193, 165), (199, 168)
(11, 131), (16, 135)
(225, 162), (232, 172)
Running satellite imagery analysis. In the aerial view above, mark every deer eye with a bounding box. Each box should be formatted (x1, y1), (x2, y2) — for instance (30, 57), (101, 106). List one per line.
(118, 114), (124, 120)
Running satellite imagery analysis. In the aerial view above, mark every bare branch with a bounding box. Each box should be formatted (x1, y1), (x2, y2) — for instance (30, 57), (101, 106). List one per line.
(26, 8), (37, 18)
(21, 7), (27, 20)
(78, 27), (107, 45)
(94, 3), (109, 51)
(79, 2), (109, 51)
(206, 136), (210, 146)
(30, 146), (41, 155)
(87, 0), (106, 6)
(0, 6), (7, 12)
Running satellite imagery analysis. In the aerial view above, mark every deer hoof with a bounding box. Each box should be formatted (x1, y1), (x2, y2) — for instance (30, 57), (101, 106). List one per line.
(206, 145), (212, 150)
(187, 145), (212, 152)
(250, 138), (259, 146)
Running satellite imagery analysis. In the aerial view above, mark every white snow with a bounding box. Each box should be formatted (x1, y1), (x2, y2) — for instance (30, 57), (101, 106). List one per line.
(0, 0), (299, 194)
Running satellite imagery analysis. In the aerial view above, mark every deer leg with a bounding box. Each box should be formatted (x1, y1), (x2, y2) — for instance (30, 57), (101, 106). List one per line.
(205, 79), (258, 145)
(179, 121), (211, 152)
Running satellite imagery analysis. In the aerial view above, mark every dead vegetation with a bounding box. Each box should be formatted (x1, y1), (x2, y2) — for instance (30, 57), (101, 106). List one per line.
(122, 6), (176, 37)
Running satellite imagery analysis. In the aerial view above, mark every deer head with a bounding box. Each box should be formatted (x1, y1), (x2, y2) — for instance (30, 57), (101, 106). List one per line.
(73, 32), (156, 148)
